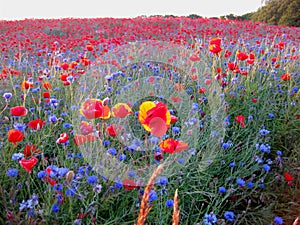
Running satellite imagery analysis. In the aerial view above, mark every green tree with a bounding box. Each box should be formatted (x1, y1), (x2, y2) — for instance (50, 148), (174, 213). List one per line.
(251, 0), (300, 27)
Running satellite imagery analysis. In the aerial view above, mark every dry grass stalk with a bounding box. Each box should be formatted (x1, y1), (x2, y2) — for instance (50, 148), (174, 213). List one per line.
(137, 164), (164, 225)
(172, 189), (179, 225)
(65, 170), (75, 184)
(293, 217), (300, 225)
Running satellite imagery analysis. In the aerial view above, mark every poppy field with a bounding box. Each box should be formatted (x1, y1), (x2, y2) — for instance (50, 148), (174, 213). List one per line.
(0, 17), (299, 225)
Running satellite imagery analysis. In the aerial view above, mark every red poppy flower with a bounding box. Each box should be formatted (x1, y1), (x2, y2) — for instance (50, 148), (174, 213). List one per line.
(224, 50), (232, 57)
(86, 44), (94, 51)
(209, 44), (222, 54)
(208, 37), (219, 45)
(138, 101), (171, 137)
(28, 119), (45, 130)
(69, 61), (78, 69)
(189, 54), (200, 61)
(112, 103), (133, 118)
(8, 129), (24, 146)
(22, 81), (34, 90)
(170, 96), (182, 102)
(60, 73), (68, 81)
(56, 133), (69, 144)
(199, 87), (206, 94)
(79, 121), (93, 135)
(236, 51), (248, 61)
(284, 172), (294, 181)
(281, 73), (291, 81)
(19, 157), (38, 173)
(170, 115), (178, 124)
(209, 37), (222, 54)
(80, 98), (110, 120)
(61, 63), (69, 70)
(252, 98), (258, 103)
(43, 92), (50, 98)
(74, 134), (96, 146)
(235, 115), (246, 128)
(227, 62), (239, 73)
(10, 106), (27, 117)
(174, 83), (185, 91)
(43, 82), (52, 90)
(249, 53), (255, 59)
(160, 138), (188, 154)
(123, 179), (139, 190)
(43, 176), (57, 185)
(23, 144), (41, 158)
(107, 124), (122, 137)
(81, 58), (91, 66)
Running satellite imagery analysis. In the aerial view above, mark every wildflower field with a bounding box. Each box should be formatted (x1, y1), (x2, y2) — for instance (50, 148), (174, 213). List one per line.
(0, 17), (299, 225)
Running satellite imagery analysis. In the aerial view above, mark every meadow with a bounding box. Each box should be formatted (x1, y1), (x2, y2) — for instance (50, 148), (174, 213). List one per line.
(0, 17), (299, 225)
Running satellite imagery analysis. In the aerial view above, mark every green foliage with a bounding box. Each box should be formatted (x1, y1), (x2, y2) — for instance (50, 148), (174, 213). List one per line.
(187, 14), (202, 19)
(251, 0), (300, 27)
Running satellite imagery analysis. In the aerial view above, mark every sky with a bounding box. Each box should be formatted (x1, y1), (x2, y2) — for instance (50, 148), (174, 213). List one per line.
(0, 0), (263, 20)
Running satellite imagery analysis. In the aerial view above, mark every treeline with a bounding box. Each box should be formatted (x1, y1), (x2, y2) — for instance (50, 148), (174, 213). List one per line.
(144, 0), (299, 27)
(251, 0), (300, 27)
(220, 0), (300, 27)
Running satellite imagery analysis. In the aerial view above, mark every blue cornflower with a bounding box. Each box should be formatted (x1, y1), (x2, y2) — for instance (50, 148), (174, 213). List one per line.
(94, 184), (102, 193)
(27, 210), (35, 217)
(259, 129), (270, 136)
(149, 136), (159, 144)
(103, 140), (110, 147)
(165, 199), (174, 208)
(178, 158), (185, 164)
(247, 182), (254, 188)
(219, 186), (226, 193)
(262, 164), (271, 171)
(6, 168), (18, 177)
(12, 153), (24, 160)
(268, 113), (275, 118)
(119, 154), (126, 161)
(237, 178), (245, 186)
(3, 92), (12, 99)
(224, 211), (234, 222)
(19, 200), (28, 211)
(229, 162), (236, 168)
(274, 216), (283, 225)
(37, 171), (46, 179)
(53, 183), (63, 191)
(148, 190), (158, 202)
(61, 112), (67, 117)
(172, 127), (180, 134)
(48, 114), (57, 123)
(76, 153), (83, 159)
(128, 171), (136, 177)
(256, 143), (271, 154)
(107, 147), (117, 155)
(157, 176), (168, 186)
(57, 168), (69, 177)
(87, 175), (98, 185)
(51, 204), (59, 213)
(13, 123), (26, 132)
(277, 150), (282, 156)
(63, 123), (72, 129)
(66, 188), (76, 197)
(203, 213), (218, 225)
(114, 181), (123, 189)
(192, 103), (199, 110)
